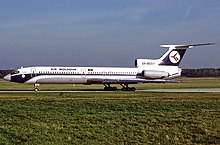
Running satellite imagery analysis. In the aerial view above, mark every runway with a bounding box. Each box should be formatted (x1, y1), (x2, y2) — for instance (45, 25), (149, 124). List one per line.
(138, 88), (220, 93)
(0, 88), (220, 93)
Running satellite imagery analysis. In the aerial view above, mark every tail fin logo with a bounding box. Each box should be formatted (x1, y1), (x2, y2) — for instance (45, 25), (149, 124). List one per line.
(169, 51), (180, 64)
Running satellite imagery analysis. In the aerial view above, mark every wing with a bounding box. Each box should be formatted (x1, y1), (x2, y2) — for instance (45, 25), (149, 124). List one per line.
(87, 78), (180, 84)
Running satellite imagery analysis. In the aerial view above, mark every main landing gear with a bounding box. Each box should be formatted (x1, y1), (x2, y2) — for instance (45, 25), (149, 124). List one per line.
(103, 84), (136, 91)
(103, 84), (117, 91)
(120, 84), (136, 91)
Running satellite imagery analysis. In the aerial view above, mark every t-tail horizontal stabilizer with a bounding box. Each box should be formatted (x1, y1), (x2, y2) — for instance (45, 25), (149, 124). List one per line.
(159, 42), (215, 66)
(135, 43), (215, 68)
(160, 42), (215, 49)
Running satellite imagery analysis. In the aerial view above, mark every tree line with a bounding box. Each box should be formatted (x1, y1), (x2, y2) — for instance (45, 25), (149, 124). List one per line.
(0, 68), (220, 78)
(0, 70), (13, 78)
(181, 68), (220, 77)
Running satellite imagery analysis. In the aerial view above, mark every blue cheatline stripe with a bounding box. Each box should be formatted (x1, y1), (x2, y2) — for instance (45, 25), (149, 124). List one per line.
(10, 73), (140, 83)
(35, 73), (139, 77)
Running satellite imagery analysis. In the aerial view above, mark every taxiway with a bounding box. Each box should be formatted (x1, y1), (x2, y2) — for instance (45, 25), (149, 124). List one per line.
(0, 88), (220, 93)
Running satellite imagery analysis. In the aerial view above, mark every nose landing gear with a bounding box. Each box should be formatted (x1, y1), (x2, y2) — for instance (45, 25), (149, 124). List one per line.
(34, 84), (40, 92)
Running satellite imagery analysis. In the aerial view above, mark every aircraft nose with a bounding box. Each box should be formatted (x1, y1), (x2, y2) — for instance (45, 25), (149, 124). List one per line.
(3, 74), (11, 81)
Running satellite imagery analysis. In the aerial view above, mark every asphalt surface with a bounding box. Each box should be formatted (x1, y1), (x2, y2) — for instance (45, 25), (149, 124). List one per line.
(0, 88), (220, 93)
(138, 88), (220, 93)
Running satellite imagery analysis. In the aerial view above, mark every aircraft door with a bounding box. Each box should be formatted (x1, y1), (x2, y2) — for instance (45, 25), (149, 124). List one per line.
(31, 68), (37, 77)
(81, 69), (86, 78)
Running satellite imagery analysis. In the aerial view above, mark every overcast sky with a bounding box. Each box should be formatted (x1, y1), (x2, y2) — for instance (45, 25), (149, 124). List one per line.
(0, 0), (219, 69)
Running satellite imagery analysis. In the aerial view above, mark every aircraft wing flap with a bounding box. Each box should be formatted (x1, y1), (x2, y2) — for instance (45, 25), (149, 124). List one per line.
(87, 78), (180, 84)
(119, 79), (180, 84)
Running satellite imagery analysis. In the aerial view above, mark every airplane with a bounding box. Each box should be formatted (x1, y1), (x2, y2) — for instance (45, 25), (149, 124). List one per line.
(3, 43), (214, 91)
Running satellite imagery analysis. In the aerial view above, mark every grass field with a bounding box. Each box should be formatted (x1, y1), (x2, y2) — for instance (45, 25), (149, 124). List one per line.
(0, 78), (220, 144)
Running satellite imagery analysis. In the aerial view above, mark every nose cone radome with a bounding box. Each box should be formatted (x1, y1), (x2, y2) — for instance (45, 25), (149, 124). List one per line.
(4, 74), (11, 81)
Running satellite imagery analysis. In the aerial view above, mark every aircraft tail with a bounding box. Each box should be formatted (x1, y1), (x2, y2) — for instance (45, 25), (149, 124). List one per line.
(158, 43), (215, 66)
(135, 43), (215, 67)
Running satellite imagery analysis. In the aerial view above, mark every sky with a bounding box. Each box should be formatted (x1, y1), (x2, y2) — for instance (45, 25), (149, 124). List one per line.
(0, 0), (220, 69)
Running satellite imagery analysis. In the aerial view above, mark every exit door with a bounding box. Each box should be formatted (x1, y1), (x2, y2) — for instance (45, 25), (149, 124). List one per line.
(81, 69), (86, 78)
(31, 68), (37, 77)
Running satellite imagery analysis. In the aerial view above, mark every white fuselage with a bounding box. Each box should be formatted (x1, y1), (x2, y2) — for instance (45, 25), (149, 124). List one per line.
(9, 66), (181, 84)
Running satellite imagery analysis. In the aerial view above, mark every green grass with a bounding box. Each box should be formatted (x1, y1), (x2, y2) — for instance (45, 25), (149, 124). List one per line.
(0, 78), (220, 144)
(0, 92), (220, 144)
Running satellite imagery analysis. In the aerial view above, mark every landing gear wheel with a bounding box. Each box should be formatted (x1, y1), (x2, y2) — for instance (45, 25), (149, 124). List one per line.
(121, 84), (136, 91)
(122, 87), (136, 91)
(131, 87), (136, 91)
(122, 87), (126, 91)
(104, 86), (109, 91)
(113, 87), (117, 91)
(103, 85), (117, 91)
(34, 84), (40, 92)
(34, 88), (39, 92)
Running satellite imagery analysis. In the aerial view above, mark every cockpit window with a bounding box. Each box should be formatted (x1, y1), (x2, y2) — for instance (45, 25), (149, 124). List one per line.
(11, 70), (20, 75)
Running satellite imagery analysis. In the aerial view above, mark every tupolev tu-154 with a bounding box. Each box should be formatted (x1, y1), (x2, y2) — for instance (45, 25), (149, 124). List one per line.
(4, 43), (215, 91)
